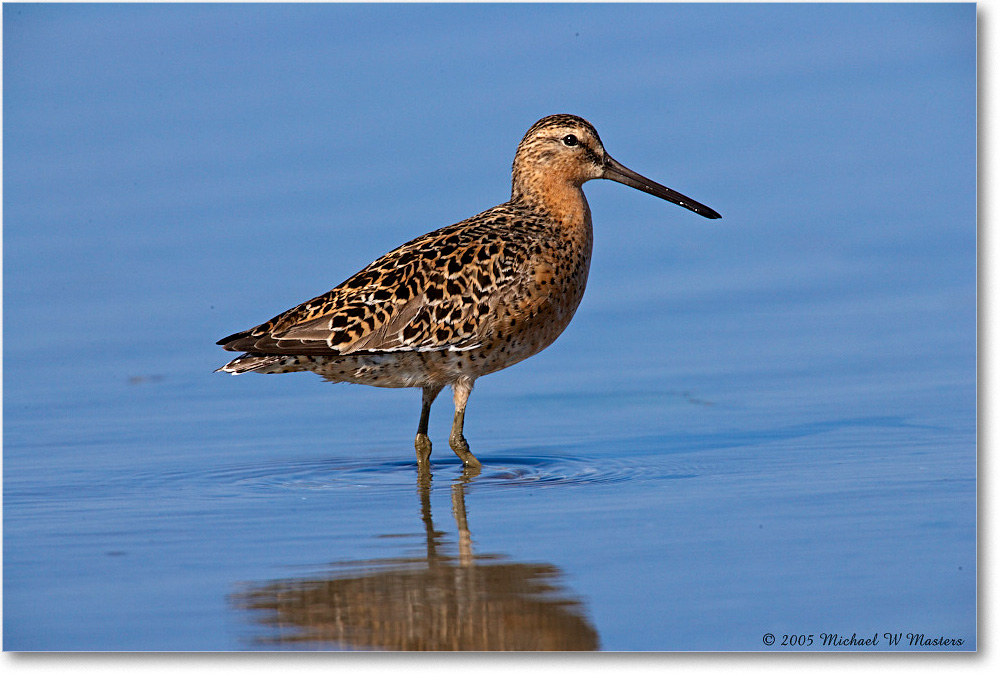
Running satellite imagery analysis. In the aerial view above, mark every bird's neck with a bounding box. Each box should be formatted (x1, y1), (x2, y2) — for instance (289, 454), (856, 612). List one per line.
(511, 174), (592, 234)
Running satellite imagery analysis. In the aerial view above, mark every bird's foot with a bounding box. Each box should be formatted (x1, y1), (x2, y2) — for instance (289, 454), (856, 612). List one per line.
(449, 433), (482, 470)
(415, 433), (433, 472)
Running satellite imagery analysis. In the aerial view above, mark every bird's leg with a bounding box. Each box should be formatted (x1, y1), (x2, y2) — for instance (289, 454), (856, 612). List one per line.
(449, 378), (482, 470)
(415, 385), (442, 472)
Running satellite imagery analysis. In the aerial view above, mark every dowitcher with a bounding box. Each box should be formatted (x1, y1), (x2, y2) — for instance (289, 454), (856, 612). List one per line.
(217, 114), (720, 471)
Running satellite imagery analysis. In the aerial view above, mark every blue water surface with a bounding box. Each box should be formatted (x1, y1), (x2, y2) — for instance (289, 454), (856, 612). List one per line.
(3, 3), (976, 651)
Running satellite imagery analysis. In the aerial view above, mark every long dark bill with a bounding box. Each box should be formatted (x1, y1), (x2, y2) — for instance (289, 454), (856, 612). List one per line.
(603, 155), (721, 219)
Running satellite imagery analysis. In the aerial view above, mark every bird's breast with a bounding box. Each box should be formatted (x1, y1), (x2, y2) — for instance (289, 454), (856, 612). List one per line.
(471, 205), (593, 376)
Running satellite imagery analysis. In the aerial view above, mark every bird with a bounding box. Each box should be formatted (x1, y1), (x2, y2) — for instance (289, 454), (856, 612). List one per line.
(216, 114), (720, 472)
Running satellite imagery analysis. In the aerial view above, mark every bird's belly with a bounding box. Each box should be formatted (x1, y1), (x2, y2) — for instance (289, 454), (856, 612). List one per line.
(303, 351), (468, 388)
(295, 294), (581, 388)
(300, 329), (558, 388)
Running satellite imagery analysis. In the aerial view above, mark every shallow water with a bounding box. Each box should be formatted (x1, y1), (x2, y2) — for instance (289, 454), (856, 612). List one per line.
(3, 3), (976, 651)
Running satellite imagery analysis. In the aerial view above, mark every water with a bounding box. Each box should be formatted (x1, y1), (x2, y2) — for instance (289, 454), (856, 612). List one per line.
(3, 3), (976, 651)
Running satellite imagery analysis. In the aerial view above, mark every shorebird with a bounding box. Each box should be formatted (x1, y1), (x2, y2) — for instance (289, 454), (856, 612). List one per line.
(217, 114), (720, 471)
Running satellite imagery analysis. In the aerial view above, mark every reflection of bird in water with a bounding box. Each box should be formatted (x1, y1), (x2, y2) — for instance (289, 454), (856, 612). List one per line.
(231, 475), (599, 650)
(217, 114), (720, 470)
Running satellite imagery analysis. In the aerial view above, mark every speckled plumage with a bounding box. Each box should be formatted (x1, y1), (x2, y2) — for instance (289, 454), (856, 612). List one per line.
(217, 114), (720, 471)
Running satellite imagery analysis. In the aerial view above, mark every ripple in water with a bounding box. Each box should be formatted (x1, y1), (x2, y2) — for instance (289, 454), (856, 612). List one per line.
(137, 452), (703, 497)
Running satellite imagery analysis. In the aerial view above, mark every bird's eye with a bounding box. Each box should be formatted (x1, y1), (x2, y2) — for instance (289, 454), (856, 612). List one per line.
(562, 134), (579, 147)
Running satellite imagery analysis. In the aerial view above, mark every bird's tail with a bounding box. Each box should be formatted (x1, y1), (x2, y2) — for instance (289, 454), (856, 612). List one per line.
(215, 353), (302, 375)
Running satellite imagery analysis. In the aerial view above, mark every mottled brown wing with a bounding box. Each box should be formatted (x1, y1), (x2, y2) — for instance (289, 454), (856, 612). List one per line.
(218, 212), (530, 356)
